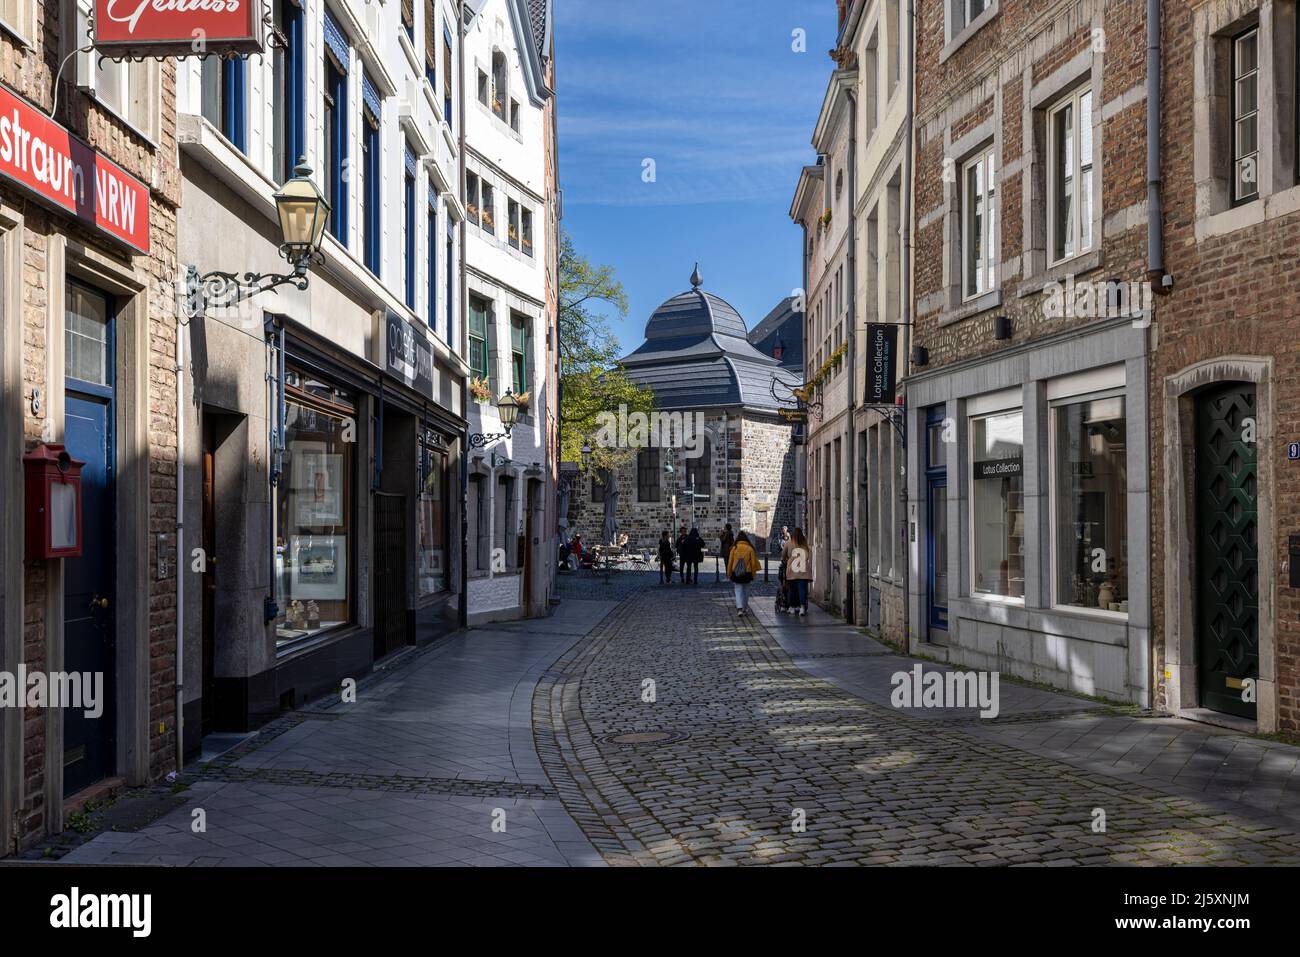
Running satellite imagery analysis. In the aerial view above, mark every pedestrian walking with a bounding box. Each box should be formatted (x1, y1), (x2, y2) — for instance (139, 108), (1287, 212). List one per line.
(683, 527), (704, 584)
(657, 530), (675, 585)
(719, 523), (734, 579)
(675, 524), (689, 583)
(728, 531), (761, 616)
(782, 527), (813, 617)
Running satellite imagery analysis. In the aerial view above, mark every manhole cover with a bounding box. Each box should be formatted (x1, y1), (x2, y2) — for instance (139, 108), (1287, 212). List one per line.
(601, 729), (689, 747)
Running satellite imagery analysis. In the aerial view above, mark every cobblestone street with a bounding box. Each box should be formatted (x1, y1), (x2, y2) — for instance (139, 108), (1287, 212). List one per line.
(55, 580), (1300, 866)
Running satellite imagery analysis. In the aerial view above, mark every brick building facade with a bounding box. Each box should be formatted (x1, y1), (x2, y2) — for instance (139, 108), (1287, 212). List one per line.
(1151, 0), (1294, 732)
(0, 1), (181, 853)
(905, 0), (1155, 703)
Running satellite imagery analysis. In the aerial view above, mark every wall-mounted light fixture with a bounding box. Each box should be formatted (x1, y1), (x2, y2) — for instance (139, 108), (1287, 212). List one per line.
(993, 315), (1012, 340)
(469, 389), (520, 449)
(185, 158), (330, 318)
(911, 345), (929, 367)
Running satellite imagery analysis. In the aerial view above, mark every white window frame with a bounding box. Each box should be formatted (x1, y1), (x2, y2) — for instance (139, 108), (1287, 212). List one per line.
(1047, 384), (1129, 620)
(0, 0), (33, 43)
(961, 148), (997, 300)
(1231, 26), (1260, 204)
(72, 0), (160, 142)
(1047, 86), (1094, 267)
(967, 405), (1025, 605)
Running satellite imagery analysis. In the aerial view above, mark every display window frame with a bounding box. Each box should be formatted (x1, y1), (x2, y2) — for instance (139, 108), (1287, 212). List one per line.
(1047, 384), (1130, 620)
(967, 403), (1025, 605)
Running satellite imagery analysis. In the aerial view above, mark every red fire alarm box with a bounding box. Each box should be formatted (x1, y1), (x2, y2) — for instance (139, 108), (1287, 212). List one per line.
(24, 443), (84, 559)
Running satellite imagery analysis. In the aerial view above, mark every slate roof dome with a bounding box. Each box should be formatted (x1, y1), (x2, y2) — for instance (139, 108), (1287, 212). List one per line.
(619, 265), (801, 412)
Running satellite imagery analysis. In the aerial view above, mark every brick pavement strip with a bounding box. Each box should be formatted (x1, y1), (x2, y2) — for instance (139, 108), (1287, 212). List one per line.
(533, 587), (1300, 866)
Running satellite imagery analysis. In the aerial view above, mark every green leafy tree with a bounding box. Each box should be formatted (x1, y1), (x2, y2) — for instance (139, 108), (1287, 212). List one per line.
(558, 232), (654, 473)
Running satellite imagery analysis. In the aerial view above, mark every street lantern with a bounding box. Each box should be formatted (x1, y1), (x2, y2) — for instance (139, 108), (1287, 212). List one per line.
(497, 389), (520, 431)
(470, 389), (520, 449)
(275, 157), (330, 268)
(185, 156), (330, 318)
(24, 443), (85, 559)
(580, 441), (592, 468)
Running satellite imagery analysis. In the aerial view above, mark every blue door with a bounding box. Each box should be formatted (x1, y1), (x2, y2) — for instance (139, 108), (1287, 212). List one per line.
(62, 282), (117, 796)
(925, 407), (948, 639)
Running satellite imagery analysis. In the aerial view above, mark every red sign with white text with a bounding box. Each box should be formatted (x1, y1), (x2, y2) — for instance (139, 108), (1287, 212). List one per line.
(94, 0), (262, 55)
(0, 85), (150, 254)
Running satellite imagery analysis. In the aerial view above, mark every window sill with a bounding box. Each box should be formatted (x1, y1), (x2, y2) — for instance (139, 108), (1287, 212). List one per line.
(939, 288), (1001, 327)
(275, 623), (362, 662)
(81, 87), (160, 152)
(939, 2), (999, 65)
(1016, 247), (1102, 299)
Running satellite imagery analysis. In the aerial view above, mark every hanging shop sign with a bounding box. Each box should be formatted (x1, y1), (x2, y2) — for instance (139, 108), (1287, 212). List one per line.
(93, 0), (265, 58)
(865, 323), (898, 405)
(377, 308), (435, 398)
(0, 84), (149, 253)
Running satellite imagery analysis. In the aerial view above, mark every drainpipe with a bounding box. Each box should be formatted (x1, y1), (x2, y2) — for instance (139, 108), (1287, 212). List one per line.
(798, 220), (809, 532)
(900, 0), (915, 653)
(845, 82), (858, 625)
(458, 0), (470, 631)
(1146, 0), (1167, 289)
(174, 308), (185, 772)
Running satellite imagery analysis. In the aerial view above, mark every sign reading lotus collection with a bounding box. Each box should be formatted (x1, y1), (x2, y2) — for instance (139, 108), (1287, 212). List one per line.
(0, 85), (149, 252)
(864, 323), (898, 405)
(94, 0), (265, 57)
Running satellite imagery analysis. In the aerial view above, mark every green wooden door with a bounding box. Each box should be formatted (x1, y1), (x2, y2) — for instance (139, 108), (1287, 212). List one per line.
(1194, 383), (1259, 719)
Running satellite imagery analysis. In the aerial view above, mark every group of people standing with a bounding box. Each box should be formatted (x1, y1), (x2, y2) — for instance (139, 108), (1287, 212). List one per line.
(657, 525), (706, 584)
(653, 522), (813, 620)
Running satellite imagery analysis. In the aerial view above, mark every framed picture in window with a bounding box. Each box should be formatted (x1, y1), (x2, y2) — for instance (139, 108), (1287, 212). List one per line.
(289, 535), (348, 600)
(292, 443), (344, 526)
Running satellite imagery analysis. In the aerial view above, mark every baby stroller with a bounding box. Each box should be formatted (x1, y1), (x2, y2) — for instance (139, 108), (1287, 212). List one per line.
(775, 558), (791, 613)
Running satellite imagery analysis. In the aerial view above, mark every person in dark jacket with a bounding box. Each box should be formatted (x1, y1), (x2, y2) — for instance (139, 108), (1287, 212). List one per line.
(675, 524), (689, 583)
(682, 527), (704, 584)
(657, 530), (674, 585)
(719, 524), (735, 578)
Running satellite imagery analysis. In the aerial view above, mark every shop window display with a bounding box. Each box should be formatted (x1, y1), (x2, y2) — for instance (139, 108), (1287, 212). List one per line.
(417, 437), (449, 595)
(970, 410), (1024, 599)
(1053, 394), (1128, 612)
(275, 369), (355, 647)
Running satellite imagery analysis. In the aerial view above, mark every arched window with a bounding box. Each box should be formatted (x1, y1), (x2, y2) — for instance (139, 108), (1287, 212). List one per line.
(491, 50), (507, 119)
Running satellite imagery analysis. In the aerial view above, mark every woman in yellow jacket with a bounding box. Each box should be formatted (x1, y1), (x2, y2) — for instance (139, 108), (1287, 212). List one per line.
(727, 531), (762, 617)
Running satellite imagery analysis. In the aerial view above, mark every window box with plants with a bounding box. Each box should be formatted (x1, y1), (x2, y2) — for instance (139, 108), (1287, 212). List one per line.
(470, 376), (493, 404)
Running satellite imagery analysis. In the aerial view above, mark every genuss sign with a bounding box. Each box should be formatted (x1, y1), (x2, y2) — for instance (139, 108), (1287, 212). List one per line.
(0, 85), (149, 253)
(94, 0), (264, 56)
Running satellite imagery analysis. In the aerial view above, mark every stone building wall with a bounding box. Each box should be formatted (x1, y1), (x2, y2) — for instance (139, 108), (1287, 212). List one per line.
(2, 9), (181, 853)
(566, 409), (796, 558)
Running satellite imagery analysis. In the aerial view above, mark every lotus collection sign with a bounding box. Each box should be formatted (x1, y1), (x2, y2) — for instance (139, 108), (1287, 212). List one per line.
(0, 85), (149, 253)
(94, 0), (264, 56)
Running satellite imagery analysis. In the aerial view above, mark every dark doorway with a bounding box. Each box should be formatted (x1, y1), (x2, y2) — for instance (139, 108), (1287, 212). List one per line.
(925, 406), (949, 642)
(63, 281), (117, 796)
(1194, 382), (1259, 719)
(201, 415), (217, 739)
(373, 492), (409, 659)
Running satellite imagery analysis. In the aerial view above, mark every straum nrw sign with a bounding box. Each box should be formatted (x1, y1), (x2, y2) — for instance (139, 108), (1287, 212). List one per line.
(0, 85), (149, 253)
(94, 0), (264, 57)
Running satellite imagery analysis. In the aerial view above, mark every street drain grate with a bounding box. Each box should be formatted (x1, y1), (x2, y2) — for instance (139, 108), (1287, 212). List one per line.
(600, 729), (690, 747)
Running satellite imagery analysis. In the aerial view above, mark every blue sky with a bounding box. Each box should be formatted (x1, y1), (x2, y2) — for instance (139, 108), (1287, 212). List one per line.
(554, 0), (839, 353)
